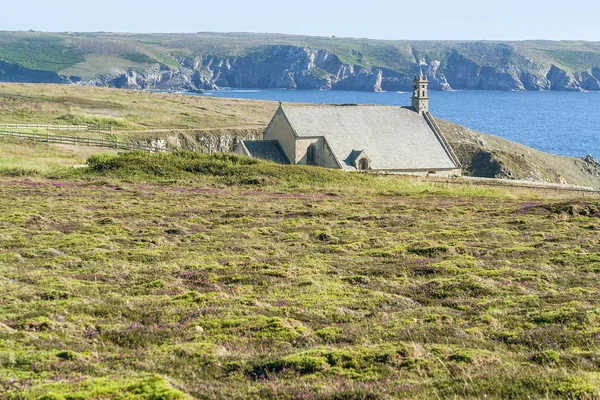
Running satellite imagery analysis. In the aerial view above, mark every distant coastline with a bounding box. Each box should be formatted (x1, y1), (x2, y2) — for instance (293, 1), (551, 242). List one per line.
(1, 32), (600, 93)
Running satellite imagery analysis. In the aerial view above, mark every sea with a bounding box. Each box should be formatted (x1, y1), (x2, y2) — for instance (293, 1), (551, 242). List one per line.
(189, 89), (600, 159)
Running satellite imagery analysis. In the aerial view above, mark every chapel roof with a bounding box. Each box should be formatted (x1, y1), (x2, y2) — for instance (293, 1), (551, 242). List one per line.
(280, 105), (458, 171)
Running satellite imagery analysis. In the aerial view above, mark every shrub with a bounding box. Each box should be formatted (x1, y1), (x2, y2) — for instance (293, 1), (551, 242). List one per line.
(315, 327), (342, 343)
(253, 353), (330, 377)
(0, 167), (37, 177)
(56, 351), (77, 361)
(127, 376), (187, 400)
(81, 150), (364, 186)
(531, 350), (561, 365)
(449, 351), (473, 363)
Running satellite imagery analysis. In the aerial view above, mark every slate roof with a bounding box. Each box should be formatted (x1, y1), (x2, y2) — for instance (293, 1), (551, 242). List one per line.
(282, 105), (458, 171)
(242, 140), (290, 164)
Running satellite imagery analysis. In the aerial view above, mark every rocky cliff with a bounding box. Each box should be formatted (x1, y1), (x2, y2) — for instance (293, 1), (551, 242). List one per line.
(1, 32), (600, 92)
(70, 46), (600, 93)
(74, 47), (391, 92)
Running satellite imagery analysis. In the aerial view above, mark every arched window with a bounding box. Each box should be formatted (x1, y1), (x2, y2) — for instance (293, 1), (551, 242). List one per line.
(307, 144), (317, 165)
(359, 158), (369, 171)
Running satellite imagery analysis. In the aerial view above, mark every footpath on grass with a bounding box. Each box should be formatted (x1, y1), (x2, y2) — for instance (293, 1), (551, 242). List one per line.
(426, 175), (600, 195)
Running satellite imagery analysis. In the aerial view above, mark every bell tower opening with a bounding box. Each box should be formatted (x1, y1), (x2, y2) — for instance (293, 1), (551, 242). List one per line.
(412, 69), (429, 115)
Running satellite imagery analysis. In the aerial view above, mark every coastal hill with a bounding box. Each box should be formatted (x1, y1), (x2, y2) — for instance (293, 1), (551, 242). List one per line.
(1, 32), (600, 92)
(0, 83), (599, 187)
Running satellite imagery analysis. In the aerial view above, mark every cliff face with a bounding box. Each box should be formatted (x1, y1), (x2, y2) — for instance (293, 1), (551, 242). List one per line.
(2, 32), (600, 92)
(76, 47), (391, 92)
(72, 45), (600, 93)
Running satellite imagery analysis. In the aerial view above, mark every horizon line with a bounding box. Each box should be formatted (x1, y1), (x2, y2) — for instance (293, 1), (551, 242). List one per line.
(0, 29), (598, 43)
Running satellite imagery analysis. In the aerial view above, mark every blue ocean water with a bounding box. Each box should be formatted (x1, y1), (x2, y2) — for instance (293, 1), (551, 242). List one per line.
(192, 89), (600, 158)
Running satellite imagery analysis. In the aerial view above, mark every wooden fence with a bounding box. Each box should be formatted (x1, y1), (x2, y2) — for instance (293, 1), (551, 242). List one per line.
(0, 123), (90, 131)
(0, 130), (165, 152)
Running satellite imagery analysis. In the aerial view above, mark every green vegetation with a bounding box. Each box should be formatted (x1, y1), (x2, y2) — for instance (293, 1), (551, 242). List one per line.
(121, 52), (158, 64)
(2, 150), (600, 398)
(0, 35), (84, 72)
(81, 151), (366, 187)
(0, 138), (120, 173)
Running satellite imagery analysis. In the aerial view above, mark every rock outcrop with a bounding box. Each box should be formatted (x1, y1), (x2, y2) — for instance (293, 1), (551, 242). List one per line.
(436, 118), (600, 187)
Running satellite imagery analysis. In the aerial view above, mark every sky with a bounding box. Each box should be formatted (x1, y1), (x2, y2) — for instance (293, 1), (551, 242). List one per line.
(3, 0), (600, 41)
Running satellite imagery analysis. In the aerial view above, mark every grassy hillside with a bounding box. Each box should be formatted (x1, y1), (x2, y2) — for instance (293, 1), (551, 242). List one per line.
(1, 152), (600, 398)
(0, 83), (276, 130)
(1, 31), (600, 78)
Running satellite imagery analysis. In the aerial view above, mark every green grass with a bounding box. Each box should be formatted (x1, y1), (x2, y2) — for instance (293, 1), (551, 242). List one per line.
(65, 150), (499, 197)
(0, 139), (120, 173)
(0, 83), (277, 131)
(2, 151), (600, 398)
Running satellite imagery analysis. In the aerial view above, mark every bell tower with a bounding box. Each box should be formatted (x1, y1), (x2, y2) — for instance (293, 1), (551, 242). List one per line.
(412, 69), (429, 115)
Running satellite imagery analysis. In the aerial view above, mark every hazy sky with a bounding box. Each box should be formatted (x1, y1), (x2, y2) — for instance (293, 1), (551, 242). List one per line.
(3, 0), (599, 41)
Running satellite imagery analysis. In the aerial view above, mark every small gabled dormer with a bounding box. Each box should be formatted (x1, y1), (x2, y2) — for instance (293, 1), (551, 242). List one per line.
(346, 149), (371, 171)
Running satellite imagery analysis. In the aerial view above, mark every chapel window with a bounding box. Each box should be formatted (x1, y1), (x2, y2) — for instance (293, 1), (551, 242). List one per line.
(359, 158), (369, 171)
